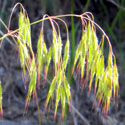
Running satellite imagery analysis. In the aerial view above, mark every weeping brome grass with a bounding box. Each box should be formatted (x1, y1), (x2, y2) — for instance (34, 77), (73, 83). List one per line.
(0, 3), (119, 120)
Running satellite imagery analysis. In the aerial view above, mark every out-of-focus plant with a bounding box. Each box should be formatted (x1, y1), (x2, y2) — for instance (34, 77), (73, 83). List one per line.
(0, 2), (119, 122)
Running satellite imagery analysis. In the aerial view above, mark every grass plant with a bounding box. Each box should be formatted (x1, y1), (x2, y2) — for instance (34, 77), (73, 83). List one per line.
(0, 2), (119, 123)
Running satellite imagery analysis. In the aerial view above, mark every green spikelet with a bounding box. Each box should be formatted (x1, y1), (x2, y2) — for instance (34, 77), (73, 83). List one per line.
(25, 15), (32, 48)
(52, 30), (58, 74)
(18, 9), (32, 85)
(79, 53), (86, 80)
(64, 76), (71, 107)
(25, 58), (37, 109)
(18, 10), (32, 48)
(72, 39), (83, 74)
(45, 75), (57, 109)
(54, 71), (61, 118)
(58, 31), (62, 63)
(36, 27), (44, 87)
(62, 39), (69, 70)
(18, 11), (25, 41)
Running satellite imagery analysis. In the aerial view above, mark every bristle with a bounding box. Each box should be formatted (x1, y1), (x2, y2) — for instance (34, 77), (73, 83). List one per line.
(94, 86), (97, 95)
(80, 73), (83, 82)
(54, 111), (57, 120)
(44, 102), (48, 112)
(97, 97), (101, 108)
(68, 102), (71, 111)
(37, 69), (41, 88)
(113, 90), (115, 101)
(81, 75), (89, 89)
(24, 99), (29, 113)
(71, 65), (75, 74)
(43, 67), (47, 87)
(88, 85), (91, 93)
(32, 91), (35, 101)
(61, 113), (64, 119)
(0, 109), (3, 119)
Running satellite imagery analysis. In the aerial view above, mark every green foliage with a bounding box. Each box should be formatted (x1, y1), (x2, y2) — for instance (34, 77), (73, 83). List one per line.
(0, 3), (119, 120)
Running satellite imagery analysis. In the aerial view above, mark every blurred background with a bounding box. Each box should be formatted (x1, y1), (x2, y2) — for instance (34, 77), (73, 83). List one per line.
(0, 0), (125, 125)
